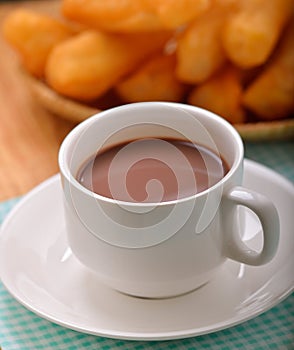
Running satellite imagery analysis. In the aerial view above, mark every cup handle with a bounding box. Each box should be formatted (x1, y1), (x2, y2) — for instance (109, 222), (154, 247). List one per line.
(223, 186), (279, 266)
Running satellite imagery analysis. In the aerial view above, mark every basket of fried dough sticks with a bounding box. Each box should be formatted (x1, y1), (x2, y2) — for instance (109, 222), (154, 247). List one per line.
(2, 0), (294, 141)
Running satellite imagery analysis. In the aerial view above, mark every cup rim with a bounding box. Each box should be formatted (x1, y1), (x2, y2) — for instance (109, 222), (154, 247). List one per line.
(59, 102), (244, 207)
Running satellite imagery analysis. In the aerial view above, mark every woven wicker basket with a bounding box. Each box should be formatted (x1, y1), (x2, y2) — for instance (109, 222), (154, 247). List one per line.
(25, 72), (294, 142)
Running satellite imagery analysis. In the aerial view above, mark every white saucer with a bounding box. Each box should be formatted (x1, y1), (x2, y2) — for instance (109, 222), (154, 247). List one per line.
(0, 160), (293, 341)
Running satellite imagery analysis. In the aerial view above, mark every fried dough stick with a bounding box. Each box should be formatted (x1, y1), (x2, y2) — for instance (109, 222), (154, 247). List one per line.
(2, 9), (75, 77)
(242, 21), (294, 120)
(62, 0), (163, 32)
(188, 66), (245, 124)
(115, 54), (187, 102)
(222, 0), (293, 68)
(45, 30), (170, 101)
(175, 0), (237, 83)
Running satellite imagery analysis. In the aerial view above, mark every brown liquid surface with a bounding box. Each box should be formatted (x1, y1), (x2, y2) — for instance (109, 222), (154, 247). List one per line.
(77, 138), (229, 202)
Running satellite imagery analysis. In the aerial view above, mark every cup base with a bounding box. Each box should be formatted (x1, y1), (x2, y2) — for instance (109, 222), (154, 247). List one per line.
(117, 281), (210, 300)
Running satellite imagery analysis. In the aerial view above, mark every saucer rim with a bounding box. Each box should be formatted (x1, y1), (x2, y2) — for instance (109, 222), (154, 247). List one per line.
(0, 159), (293, 341)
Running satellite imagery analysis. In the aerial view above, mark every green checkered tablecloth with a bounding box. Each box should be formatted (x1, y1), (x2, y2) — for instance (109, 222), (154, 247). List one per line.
(0, 141), (293, 350)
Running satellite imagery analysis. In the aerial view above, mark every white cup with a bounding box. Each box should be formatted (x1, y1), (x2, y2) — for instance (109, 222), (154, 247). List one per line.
(59, 102), (279, 298)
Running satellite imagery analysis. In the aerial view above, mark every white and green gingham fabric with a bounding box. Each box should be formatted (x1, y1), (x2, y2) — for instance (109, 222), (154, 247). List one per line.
(1, 141), (294, 350)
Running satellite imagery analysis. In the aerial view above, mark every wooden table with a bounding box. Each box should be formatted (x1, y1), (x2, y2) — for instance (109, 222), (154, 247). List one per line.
(0, 0), (75, 201)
